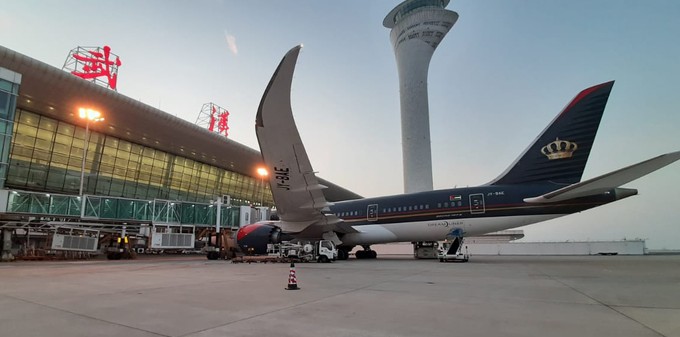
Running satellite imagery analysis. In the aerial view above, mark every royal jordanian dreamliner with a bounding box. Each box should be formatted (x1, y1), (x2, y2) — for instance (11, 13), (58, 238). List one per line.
(236, 46), (680, 260)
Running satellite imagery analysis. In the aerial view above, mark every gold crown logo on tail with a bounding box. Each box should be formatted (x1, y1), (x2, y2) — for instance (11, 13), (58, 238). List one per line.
(541, 138), (578, 160)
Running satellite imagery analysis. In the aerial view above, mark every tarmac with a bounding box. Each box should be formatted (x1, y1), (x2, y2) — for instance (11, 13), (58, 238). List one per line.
(0, 255), (678, 337)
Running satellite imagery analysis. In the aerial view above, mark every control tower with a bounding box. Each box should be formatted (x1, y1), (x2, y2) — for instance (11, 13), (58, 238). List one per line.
(384, 0), (458, 193)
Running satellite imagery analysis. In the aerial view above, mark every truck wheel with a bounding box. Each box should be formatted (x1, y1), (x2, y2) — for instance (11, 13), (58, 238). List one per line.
(318, 255), (330, 263)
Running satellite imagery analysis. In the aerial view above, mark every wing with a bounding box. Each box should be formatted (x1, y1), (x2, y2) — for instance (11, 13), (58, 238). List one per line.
(524, 151), (680, 203)
(256, 45), (354, 235)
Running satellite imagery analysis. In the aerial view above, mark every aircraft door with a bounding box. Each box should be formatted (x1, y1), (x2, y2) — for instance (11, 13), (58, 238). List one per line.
(469, 194), (485, 214)
(367, 204), (378, 221)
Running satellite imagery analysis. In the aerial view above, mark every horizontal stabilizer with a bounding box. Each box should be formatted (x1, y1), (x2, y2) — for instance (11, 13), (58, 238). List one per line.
(524, 151), (680, 203)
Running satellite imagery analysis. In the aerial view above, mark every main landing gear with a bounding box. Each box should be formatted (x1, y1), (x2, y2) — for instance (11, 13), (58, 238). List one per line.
(355, 246), (377, 259)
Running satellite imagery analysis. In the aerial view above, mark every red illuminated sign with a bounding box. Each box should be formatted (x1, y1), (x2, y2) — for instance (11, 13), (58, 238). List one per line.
(217, 110), (229, 136)
(208, 106), (230, 137)
(70, 46), (122, 90)
(209, 106), (217, 131)
(197, 103), (230, 137)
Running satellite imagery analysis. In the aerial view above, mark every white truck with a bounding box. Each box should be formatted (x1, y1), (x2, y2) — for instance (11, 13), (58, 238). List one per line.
(268, 239), (337, 263)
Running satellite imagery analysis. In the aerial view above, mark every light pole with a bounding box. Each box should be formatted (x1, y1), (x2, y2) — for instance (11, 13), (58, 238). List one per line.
(78, 108), (104, 196)
(257, 167), (268, 206)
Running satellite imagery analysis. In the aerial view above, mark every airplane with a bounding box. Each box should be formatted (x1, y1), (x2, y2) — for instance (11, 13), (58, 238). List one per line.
(236, 45), (680, 260)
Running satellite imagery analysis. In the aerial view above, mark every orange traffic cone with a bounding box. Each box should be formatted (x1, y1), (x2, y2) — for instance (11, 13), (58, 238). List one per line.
(286, 262), (300, 290)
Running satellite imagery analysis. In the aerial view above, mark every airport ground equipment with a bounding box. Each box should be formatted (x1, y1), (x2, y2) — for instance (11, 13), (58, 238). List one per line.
(204, 228), (236, 260)
(272, 239), (337, 263)
(413, 241), (439, 259)
(438, 235), (469, 262)
(232, 239), (336, 263)
(106, 235), (136, 260)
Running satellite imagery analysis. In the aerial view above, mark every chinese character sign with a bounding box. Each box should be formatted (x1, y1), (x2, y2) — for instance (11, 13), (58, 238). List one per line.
(203, 104), (230, 137)
(217, 110), (229, 136)
(69, 46), (122, 90)
(208, 106), (217, 132)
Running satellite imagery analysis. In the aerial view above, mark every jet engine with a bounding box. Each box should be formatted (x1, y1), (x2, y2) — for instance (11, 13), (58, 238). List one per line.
(235, 222), (287, 255)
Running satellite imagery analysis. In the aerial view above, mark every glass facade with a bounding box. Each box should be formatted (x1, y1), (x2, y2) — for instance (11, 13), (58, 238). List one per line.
(393, 0), (447, 24)
(0, 77), (19, 189)
(6, 108), (272, 206)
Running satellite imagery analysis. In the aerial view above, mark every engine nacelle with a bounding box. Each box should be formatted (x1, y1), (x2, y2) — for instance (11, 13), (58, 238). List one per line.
(235, 222), (286, 255)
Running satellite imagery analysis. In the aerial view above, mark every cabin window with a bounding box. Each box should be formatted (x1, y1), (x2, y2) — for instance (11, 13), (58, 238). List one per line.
(444, 202), (449, 208)
(425, 204), (430, 209)
(437, 203), (441, 208)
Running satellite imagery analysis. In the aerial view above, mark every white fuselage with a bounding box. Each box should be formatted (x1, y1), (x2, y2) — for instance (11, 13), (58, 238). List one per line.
(340, 214), (564, 246)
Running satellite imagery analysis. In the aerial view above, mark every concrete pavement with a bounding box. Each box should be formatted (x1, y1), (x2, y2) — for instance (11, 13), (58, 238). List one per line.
(0, 255), (678, 337)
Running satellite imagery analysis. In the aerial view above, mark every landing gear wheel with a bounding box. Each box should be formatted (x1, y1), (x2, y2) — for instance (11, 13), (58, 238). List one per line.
(356, 250), (377, 259)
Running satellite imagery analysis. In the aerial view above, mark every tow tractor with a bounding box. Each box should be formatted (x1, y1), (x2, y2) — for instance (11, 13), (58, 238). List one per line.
(438, 229), (469, 262)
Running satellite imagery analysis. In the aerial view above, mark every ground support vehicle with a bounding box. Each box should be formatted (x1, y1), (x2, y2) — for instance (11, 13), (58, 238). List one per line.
(438, 237), (469, 262)
(106, 236), (136, 260)
(230, 239), (337, 263)
(272, 239), (337, 263)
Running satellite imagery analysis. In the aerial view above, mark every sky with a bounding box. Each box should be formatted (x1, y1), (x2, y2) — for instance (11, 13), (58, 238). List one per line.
(1, 0), (679, 249)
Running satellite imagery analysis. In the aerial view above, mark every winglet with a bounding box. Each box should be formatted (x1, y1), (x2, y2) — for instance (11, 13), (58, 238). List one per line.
(256, 45), (302, 129)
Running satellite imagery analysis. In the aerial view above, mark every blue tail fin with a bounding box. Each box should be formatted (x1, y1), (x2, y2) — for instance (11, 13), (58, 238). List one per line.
(489, 81), (614, 186)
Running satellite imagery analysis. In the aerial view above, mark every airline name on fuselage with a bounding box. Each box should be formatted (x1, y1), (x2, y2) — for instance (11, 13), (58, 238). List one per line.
(427, 220), (464, 228)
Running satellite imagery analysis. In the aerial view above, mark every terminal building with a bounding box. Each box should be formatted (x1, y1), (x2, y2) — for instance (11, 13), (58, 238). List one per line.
(0, 45), (361, 260)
